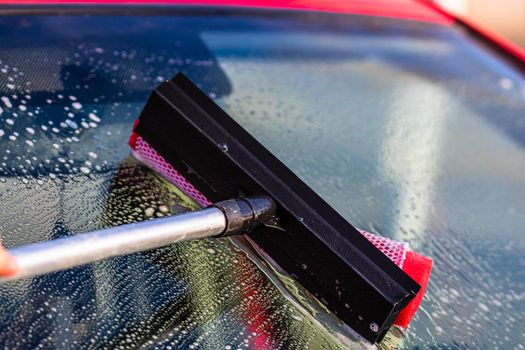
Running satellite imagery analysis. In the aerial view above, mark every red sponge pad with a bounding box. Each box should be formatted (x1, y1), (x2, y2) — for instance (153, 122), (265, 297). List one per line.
(394, 251), (433, 328)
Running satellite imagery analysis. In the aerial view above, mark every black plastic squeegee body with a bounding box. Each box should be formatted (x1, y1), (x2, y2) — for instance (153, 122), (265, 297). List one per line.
(134, 73), (420, 343)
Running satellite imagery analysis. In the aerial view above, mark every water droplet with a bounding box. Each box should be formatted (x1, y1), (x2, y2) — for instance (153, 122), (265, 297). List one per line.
(218, 143), (228, 152)
(72, 102), (82, 110)
(2, 96), (13, 108)
(291, 314), (303, 322)
(65, 119), (78, 129)
(499, 77), (513, 90)
(89, 113), (101, 123)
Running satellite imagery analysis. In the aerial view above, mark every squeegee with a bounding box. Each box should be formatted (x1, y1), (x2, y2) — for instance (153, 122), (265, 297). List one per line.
(0, 73), (432, 344)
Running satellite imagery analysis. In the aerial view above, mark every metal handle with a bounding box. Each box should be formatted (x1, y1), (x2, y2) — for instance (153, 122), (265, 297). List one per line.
(1, 196), (276, 282)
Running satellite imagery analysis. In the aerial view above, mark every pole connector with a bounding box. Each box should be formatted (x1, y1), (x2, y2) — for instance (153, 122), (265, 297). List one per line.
(212, 195), (277, 237)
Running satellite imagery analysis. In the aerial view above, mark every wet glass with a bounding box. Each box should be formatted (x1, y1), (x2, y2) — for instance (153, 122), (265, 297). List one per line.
(0, 10), (524, 349)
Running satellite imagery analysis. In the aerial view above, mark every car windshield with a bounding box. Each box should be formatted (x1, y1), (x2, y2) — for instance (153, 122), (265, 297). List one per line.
(0, 8), (524, 349)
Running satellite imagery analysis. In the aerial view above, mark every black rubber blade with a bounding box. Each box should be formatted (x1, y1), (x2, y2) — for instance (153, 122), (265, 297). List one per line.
(134, 73), (420, 343)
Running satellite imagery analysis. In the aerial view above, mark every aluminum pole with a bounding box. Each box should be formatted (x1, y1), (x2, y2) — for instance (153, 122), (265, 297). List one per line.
(0, 196), (276, 282)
